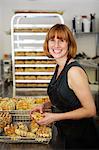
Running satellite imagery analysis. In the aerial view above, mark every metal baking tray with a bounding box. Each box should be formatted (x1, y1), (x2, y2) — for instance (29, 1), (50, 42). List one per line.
(0, 135), (52, 144)
(0, 111), (52, 144)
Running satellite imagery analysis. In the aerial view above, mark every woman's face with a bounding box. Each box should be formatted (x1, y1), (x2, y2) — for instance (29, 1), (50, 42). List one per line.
(48, 33), (68, 59)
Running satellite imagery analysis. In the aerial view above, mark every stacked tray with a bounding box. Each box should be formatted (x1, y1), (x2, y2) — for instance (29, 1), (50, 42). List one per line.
(0, 111), (52, 144)
(0, 96), (52, 144)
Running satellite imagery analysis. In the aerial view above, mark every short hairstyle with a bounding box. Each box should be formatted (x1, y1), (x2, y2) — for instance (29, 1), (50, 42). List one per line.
(43, 24), (77, 58)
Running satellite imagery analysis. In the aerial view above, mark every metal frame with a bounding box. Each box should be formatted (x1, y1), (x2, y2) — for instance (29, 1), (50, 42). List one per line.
(11, 13), (64, 97)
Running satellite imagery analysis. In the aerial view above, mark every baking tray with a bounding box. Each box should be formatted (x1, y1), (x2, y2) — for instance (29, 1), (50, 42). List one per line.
(0, 135), (52, 144)
(0, 111), (52, 144)
(0, 109), (51, 122)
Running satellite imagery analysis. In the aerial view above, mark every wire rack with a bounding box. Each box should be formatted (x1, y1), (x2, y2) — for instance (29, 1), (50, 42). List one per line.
(0, 135), (52, 144)
(0, 110), (52, 144)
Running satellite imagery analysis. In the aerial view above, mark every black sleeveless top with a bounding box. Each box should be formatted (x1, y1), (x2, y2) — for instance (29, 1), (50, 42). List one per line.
(47, 60), (82, 112)
(47, 60), (99, 143)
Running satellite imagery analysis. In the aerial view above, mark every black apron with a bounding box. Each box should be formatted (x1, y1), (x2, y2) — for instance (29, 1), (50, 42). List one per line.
(47, 60), (99, 149)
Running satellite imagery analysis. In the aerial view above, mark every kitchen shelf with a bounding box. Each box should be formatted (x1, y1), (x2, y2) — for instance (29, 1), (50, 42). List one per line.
(14, 56), (52, 60)
(75, 32), (99, 35)
(15, 64), (56, 67)
(14, 48), (44, 52)
(14, 24), (54, 28)
(14, 32), (47, 36)
(75, 32), (99, 56)
(16, 88), (47, 91)
(74, 30), (99, 84)
(11, 12), (64, 97)
(15, 80), (50, 83)
(15, 72), (54, 75)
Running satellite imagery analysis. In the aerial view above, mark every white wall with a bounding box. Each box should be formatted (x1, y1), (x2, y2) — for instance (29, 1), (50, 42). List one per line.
(0, 3), (4, 58)
(0, 0), (99, 59)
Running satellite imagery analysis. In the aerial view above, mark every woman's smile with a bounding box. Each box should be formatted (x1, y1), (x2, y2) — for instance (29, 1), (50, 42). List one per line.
(53, 48), (62, 54)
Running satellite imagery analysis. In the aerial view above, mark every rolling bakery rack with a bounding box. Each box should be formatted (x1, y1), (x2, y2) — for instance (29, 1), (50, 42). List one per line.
(11, 12), (64, 97)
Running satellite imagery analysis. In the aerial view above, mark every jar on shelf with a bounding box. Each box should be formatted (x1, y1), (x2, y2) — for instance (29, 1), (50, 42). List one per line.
(75, 16), (82, 33)
(82, 16), (90, 33)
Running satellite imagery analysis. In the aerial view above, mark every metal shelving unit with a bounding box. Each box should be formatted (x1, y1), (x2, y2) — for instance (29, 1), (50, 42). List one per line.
(11, 12), (64, 97)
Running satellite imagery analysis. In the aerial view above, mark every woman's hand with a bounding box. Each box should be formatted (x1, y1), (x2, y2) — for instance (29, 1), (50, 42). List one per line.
(30, 104), (44, 116)
(37, 112), (56, 126)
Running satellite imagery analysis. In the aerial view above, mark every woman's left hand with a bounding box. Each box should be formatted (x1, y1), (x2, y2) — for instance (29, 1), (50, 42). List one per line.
(37, 112), (55, 126)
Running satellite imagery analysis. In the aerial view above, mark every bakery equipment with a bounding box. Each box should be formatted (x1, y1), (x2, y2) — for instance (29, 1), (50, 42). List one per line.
(11, 12), (64, 97)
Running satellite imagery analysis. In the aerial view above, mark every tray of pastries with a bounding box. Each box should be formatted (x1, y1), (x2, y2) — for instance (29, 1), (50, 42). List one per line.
(0, 96), (50, 111)
(0, 96), (51, 121)
(0, 111), (52, 144)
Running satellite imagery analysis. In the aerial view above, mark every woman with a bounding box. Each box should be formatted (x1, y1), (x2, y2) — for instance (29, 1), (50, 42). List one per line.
(31, 24), (99, 149)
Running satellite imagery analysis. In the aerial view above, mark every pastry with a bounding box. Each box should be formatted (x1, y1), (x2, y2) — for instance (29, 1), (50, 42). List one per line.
(30, 119), (39, 133)
(15, 68), (24, 72)
(24, 75), (36, 80)
(4, 124), (16, 136)
(0, 112), (12, 128)
(17, 122), (28, 131)
(31, 112), (44, 121)
(15, 122), (28, 137)
(0, 99), (15, 110)
(15, 52), (25, 56)
(37, 75), (52, 80)
(36, 125), (52, 138)
(15, 60), (25, 64)
(16, 100), (30, 110)
(15, 76), (24, 80)
(15, 128), (27, 137)
(26, 132), (36, 138)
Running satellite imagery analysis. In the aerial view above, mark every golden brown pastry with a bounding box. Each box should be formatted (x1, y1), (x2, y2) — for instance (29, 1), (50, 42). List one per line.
(14, 122), (36, 138)
(4, 124), (16, 136)
(25, 68), (34, 72)
(25, 60), (35, 64)
(26, 132), (36, 138)
(0, 112), (12, 128)
(15, 76), (24, 80)
(36, 125), (52, 138)
(0, 98), (16, 110)
(16, 100), (30, 110)
(15, 68), (24, 72)
(15, 60), (25, 64)
(25, 52), (36, 56)
(24, 75), (36, 80)
(30, 119), (39, 133)
(15, 128), (27, 137)
(15, 122), (28, 137)
(14, 28), (49, 33)
(31, 112), (44, 121)
(15, 52), (25, 56)
(37, 75), (52, 80)
(36, 52), (46, 56)
(16, 83), (27, 87)
(17, 122), (28, 131)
